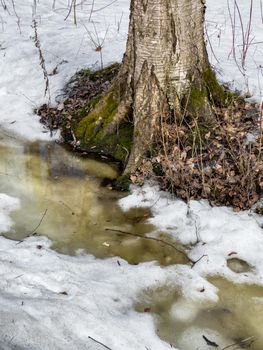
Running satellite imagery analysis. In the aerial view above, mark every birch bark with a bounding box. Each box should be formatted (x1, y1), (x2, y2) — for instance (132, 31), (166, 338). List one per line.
(119, 0), (210, 172)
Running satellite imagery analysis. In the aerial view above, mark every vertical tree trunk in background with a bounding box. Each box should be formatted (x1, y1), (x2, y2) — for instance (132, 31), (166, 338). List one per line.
(119, 0), (211, 173)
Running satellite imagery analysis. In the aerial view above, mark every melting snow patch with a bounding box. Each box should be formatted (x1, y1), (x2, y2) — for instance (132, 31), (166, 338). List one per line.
(119, 183), (263, 285)
(0, 234), (217, 350)
(0, 194), (20, 233)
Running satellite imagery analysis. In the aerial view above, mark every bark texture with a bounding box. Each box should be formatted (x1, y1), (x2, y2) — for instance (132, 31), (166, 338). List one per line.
(117, 0), (210, 172)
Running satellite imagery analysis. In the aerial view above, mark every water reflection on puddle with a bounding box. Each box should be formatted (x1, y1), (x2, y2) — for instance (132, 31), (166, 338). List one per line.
(0, 137), (187, 265)
(2, 136), (263, 350)
(136, 277), (263, 349)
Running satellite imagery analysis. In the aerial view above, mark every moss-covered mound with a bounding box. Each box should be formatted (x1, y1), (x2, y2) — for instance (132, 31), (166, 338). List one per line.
(36, 63), (133, 164)
(74, 87), (133, 163)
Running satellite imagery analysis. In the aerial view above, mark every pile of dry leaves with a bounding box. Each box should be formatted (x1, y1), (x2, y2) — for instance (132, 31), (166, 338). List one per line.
(137, 100), (263, 209)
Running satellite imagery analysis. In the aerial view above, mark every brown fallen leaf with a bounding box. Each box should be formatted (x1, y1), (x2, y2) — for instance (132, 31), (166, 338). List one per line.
(59, 291), (68, 295)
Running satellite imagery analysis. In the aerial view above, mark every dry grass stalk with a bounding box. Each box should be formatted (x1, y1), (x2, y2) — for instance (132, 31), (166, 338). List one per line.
(32, 19), (51, 102)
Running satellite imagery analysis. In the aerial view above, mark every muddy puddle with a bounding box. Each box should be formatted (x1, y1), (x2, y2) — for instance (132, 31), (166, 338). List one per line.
(0, 135), (187, 265)
(2, 134), (263, 350)
(136, 277), (263, 349)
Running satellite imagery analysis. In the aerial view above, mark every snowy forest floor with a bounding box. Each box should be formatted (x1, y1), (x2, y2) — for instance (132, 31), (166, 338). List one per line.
(0, 0), (263, 349)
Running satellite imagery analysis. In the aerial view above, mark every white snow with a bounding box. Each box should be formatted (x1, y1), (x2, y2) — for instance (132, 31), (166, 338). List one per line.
(119, 184), (263, 285)
(0, 234), (217, 350)
(0, 0), (129, 140)
(0, 0), (263, 349)
(170, 299), (199, 323)
(206, 0), (263, 101)
(0, 194), (20, 233)
(176, 327), (231, 350)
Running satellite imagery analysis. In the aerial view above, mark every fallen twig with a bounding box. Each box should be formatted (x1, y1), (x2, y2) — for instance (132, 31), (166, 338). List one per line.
(88, 336), (113, 350)
(105, 227), (194, 264)
(64, 0), (77, 24)
(191, 254), (208, 268)
(89, 0), (95, 21)
(16, 209), (48, 245)
(221, 336), (256, 350)
(28, 209), (48, 236)
(11, 0), (21, 33)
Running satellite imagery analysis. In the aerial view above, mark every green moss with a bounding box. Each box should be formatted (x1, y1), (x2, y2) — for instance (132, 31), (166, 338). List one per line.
(186, 67), (239, 117)
(89, 95), (101, 108)
(75, 89), (118, 140)
(188, 87), (207, 111)
(90, 63), (120, 81)
(78, 63), (120, 81)
(74, 84), (133, 163)
(69, 95), (103, 124)
(203, 67), (238, 106)
(113, 174), (131, 191)
(79, 67), (93, 78)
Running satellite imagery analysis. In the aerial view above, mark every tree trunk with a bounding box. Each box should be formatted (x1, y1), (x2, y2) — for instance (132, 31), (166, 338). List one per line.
(119, 0), (211, 173)
(75, 0), (221, 174)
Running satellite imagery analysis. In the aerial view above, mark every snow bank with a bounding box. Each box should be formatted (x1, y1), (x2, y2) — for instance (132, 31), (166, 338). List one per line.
(2, 183), (262, 349)
(0, 194), (20, 233)
(0, 234), (217, 350)
(119, 183), (263, 285)
(0, 0), (263, 349)
(0, 0), (129, 140)
(206, 0), (263, 101)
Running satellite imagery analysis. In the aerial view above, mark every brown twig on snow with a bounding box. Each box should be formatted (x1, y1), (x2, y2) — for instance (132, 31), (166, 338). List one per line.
(82, 21), (109, 69)
(105, 227), (194, 264)
(227, 0), (254, 82)
(88, 336), (113, 350)
(64, 0), (77, 24)
(10, 0), (21, 33)
(89, 0), (95, 22)
(32, 19), (51, 102)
